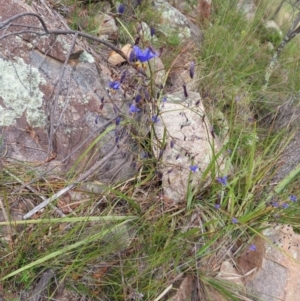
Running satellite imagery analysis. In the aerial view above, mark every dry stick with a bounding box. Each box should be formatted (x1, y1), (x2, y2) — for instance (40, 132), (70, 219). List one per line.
(0, 12), (129, 62)
(23, 139), (122, 219)
(3, 168), (65, 217)
(0, 30), (147, 78)
(47, 32), (78, 156)
(0, 13), (49, 32)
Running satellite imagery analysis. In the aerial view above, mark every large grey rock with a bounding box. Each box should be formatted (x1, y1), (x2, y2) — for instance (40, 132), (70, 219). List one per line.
(152, 90), (227, 202)
(0, 0), (138, 183)
(238, 225), (300, 301)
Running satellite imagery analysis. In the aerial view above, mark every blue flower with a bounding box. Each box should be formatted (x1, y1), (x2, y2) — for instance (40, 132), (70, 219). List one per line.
(214, 204), (220, 210)
(217, 176), (228, 186)
(282, 203), (289, 209)
(150, 26), (155, 37)
(162, 96), (167, 103)
(289, 195), (297, 202)
(133, 45), (158, 62)
(249, 244), (256, 251)
(189, 165), (199, 173)
(151, 115), (159, 123)
(109, 81), (121, 90)
(272, 201), (279, 208)
(232, 217), (238, 224)
(135, 94), (141, 103)
(118, 3), (125, 14)
(129, 103), (140, 113)
(115, 116), (121, 126)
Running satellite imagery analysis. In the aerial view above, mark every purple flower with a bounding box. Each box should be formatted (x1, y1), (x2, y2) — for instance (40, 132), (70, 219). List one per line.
(249, 244), (256, 251)
(150, 26), (155, 37)
(214, 204), (220, 210)
(170, 140), (175, 148)
(135, 94), (141, 103)
(118, 3), (125, 14)
(272, 201), (279, 208)
(189, 61), (195, 79)
(282, 203), (289, 209)
(289, 195), (297, 202)
(183, 84), (188, 98)
(115, 116), (121, 126)
(109, 81), (121, 90)
(152, 115), (159, 123)
(217, 176), (228, 186)
(133, 45), (158, 62)
(190, 165), (199, 173)
(232, 217), (238, 224)
(129, 50), (136, 62)
(129, 103), (140, 113)
(162, 96), (167, 103)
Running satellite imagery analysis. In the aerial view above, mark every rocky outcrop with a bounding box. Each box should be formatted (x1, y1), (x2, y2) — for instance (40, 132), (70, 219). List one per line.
(0, 0), (140, 184)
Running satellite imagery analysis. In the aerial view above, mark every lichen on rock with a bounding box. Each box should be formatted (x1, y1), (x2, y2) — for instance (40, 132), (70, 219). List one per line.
(0, 57), (46, 127)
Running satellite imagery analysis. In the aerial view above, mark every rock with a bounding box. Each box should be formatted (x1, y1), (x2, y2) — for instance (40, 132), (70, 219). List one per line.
(167, 47), (197, 89)
(148, 56), (166, 85)
(217, 260), (244, 287)
(138, 22), (158, 42)
(152, 91), (227, 203)
(0, 0), (139, 184)
(95, 13), (118, 40)
(198, 0), (212, 24)
(165, 0), (195, 16)
(265, 20), (283, 36)
(238, 225), (300, 301)
(154, 0), (202, 41)
(168, 274), (195, 301)
(108, 43), (132, 65)
(237, 0), (256, 20)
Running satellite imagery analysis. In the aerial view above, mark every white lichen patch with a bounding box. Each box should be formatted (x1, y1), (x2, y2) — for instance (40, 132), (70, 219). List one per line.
(56, 36), (69, 55)
(79, 51), (95, 63)
(0, 57), (46, 127)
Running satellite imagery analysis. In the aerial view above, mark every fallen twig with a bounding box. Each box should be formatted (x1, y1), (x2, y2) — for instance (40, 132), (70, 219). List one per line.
(3, 168), (65, 217)
(23, 138), (123, 219)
